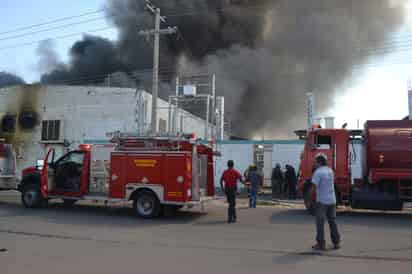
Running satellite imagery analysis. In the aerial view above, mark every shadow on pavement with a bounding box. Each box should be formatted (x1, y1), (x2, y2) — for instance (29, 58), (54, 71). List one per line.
(0, 199), (206, 228)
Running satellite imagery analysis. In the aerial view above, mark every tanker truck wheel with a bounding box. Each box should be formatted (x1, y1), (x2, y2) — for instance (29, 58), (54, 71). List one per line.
(21, 185), (45, 208)
(303, 183), (316, 216)
(133, 190), (161, 218)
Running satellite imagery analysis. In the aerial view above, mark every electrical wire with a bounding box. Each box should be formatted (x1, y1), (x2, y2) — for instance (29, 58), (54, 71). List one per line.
(0, 9), (104, 36)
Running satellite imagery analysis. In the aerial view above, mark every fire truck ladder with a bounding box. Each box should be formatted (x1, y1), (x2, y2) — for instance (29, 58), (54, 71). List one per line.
(108, 132), (194, 151)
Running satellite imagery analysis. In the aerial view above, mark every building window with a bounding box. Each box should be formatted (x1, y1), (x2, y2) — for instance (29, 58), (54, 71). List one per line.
(314, 135), (332, 149)
(1, 115), (16, 133)
(41, 120), (61, 141)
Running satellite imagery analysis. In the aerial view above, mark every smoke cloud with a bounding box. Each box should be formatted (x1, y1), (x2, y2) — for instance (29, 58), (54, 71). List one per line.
(39, 0), (407, 138)
(41, 35), (126, 84)
(0, 71), (25, 88)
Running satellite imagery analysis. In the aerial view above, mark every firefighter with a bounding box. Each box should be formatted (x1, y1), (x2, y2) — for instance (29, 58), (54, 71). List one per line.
(271, 163), (283, 199)
(246, 164), (263, 208)
(220, 160), (243, 223)
(285, 164), (297, 200)
(311, 154), (341, 251)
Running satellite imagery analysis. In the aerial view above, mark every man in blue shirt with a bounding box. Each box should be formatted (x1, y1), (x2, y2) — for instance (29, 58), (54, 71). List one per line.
(246, 165), (262, 208)
(311, 154), (341, 251)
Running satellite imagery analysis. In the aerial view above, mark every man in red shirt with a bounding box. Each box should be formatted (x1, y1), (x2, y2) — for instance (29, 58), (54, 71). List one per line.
(220, 160), (243, 223)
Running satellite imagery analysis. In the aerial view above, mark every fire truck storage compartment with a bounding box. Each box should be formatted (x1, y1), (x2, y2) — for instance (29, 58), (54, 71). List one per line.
(89, 145), (114, 195)
(109, 151), (193, 202)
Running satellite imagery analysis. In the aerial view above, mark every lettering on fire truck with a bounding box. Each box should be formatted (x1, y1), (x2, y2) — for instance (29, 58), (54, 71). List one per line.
(133, 159), (157, 167)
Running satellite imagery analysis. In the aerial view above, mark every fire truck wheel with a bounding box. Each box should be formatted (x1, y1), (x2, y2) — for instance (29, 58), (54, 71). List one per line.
(21, 185), (44, 208)
(133, 190), (161, 218)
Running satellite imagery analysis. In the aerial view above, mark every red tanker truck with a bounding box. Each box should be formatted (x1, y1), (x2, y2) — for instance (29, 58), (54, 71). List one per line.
(297, 120), (412, 213)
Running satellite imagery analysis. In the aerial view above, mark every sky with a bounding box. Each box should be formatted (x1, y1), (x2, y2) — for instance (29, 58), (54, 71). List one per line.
(1, 1), (412, 132)
(0, 0), (116, 81)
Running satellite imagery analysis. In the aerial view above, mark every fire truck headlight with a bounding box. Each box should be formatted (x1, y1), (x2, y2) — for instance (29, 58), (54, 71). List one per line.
(177, 176), (184, 184)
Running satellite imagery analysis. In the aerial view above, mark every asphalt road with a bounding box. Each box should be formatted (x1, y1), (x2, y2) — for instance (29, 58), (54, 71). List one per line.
(1, 191), (412, 274)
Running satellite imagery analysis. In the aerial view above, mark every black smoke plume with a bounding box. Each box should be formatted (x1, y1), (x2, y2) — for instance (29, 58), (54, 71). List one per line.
(41, 35), (126, 84)
(0, 71), (25, 88)
(40, 0), (407, 138)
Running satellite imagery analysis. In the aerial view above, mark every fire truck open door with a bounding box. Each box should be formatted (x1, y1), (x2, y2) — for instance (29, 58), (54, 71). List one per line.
(41, 148), (55, 197)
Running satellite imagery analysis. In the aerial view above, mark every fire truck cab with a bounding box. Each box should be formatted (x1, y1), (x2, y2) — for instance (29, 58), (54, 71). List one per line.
(18, 133), (215, 218)
(297, 128), (353, 213)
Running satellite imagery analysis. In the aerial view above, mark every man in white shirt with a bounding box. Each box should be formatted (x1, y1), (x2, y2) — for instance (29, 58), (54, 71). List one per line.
(311, 154), (341, 251)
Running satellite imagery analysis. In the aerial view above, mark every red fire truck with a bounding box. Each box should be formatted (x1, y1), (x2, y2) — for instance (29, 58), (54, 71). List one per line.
(297, 120), (412, 213)
(18, 133), (215, 218)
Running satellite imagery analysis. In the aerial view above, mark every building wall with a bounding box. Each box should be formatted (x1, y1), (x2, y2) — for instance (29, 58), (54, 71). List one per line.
(214, 143), (254, 188)
(0, 85), (212, 175)
(213, 140), (363, 189)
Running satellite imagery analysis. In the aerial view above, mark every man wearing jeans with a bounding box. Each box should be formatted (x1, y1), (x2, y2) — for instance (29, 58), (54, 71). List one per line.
(311, 154), (341, 250)
(246, 165), (262, 208)
(220, 160), (243, 223)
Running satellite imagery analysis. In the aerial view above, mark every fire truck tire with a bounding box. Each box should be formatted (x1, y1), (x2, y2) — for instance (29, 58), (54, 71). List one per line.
(21, 185), (45, 208)
(133, 190), (161, 218)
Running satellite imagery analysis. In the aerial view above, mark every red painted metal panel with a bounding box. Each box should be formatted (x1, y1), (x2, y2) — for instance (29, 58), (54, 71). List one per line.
(109, 153), (126, 199)
(365, 120), (412, 172)
(109, 151), (191, 202)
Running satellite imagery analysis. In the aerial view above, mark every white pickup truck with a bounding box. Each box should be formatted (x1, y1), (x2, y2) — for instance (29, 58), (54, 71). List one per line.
(0, 140), (17, 190)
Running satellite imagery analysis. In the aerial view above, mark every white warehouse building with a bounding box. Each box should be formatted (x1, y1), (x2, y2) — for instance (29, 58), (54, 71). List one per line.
(0, 84), (213, 174)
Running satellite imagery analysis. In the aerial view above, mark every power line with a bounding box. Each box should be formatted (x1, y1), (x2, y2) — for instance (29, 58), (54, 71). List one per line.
(0, 16), (107, 42)
(0, 26), (115, 51)
(0, 9), (104, 36)
(0, 3), (410, 54)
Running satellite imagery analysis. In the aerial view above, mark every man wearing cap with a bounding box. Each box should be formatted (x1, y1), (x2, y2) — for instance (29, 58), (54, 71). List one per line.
(220, 160), (243, 223)
(311, 154), (341, 250)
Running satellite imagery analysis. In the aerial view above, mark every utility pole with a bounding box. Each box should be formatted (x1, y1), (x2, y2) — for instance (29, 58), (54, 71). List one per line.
(138, 0), (177, 135)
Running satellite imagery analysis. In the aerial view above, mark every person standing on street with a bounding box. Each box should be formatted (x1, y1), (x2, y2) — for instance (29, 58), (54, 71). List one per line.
(285, 165), (297, 200)
(271, 163), (283, 199)
(220, 160), (243, 223)
(246, 165), (263, 208)
(311, 154), (341, 251)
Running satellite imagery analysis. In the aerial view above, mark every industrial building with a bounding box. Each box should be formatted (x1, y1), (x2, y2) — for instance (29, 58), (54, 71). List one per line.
(0, 84), (214, 175)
